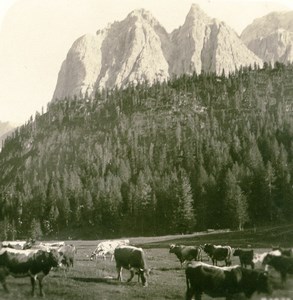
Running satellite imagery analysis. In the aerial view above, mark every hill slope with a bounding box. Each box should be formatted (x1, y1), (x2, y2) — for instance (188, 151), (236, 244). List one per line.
(0, 65), (292, 239)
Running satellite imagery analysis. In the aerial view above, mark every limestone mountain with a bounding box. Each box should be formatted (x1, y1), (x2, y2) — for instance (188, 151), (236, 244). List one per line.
(241, 11), (293, 64)
(53, 4), (262, 101)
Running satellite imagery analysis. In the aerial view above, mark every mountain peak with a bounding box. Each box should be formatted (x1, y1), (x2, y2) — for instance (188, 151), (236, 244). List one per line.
(53, 5), (262, 100)
(127, 8), (159, 26)
(185, 3), (210, 24)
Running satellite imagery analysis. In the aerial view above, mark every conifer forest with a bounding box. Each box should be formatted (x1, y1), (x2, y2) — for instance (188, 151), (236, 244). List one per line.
(0, 63), (292, 239)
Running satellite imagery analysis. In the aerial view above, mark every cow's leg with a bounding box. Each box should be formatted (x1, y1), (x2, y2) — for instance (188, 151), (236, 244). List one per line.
(0, 278), (8, 293)
(30, 276), (36, 297)
(251, 262), (255, 269)
(0, 268), (9, 293)
(281, 272), (287, 286)
(127, 269), (135, 282)
(37, 273), (46, 297)
(194, 291), (201, 300)
(185, 289), (193, 300)
(140, 272), (147, 287)
(117, 266), (122, 281)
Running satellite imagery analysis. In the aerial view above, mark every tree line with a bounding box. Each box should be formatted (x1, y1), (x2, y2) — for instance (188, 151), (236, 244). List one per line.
(0, 62), (292, 239)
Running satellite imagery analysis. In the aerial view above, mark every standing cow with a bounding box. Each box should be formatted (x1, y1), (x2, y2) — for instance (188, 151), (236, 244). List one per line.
(263, 254), (293, 285)
(114, 245), (149, 287)
(0, 247), (61, 296)
(203, 244), (233, 266)
(185, 262), (271, 300)
(233, 249), (254, 269)
(169, 244), (202, 267)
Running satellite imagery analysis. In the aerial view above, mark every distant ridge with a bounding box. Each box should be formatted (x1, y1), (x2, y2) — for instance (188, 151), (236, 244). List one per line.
(241, 11), (293, 64)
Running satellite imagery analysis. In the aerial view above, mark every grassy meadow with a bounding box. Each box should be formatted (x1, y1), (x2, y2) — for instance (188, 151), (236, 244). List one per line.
(1, 226), (293, 299)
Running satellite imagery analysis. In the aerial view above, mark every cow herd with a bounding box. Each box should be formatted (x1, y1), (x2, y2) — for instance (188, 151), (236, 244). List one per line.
(0, 239), (293, 299)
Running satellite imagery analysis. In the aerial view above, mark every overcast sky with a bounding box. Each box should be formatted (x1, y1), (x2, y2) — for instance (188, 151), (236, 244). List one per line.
(0, 0), (292, 124)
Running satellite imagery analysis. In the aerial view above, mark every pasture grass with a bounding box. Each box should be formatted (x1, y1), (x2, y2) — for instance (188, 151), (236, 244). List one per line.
(1, 229), (293, 299)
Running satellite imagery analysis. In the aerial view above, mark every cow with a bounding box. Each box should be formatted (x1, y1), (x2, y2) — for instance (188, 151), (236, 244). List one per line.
(272, 246), (292, 257)
(252, 250), (281, 267)
(263, 254), (293, 285)
(114, 245), (149, 287)
(38, 242), (65, 249)
(90, 239), (129, 261)
(203, 244), (233, 266)
(58, 244), (76, 270)
(185, 262), (271, 300)
(0, 247), (61, 296)
(233, 249), (254, 269)
(1, 241), (29, 250)
(169, 244), (202, 267)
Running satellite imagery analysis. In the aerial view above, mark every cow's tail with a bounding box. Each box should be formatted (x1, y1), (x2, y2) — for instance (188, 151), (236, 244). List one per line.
(227, 246), (233, 266)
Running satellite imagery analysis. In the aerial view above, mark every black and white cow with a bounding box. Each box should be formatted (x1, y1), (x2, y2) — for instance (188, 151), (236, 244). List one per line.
(233, 249), (254, 269)
(185, 262), (272, 300)
(114, 245), (149, 287)
(169, 244), (202, 267)
(203, 244), (233, 266)
(0, 247), (60, 296)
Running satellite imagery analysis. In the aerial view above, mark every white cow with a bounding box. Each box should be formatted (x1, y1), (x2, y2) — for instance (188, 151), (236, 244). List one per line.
(90, 239), (130, 261)
(1, 241), (29, 250)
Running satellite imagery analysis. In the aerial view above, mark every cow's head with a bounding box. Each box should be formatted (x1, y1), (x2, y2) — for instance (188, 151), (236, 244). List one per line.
(139, 268), (150, 287)
(262, 254), (273, 266)
(233, 248), (241, 256)
(90, 252), (96, 261)
(49, 249), (62, 268)
(169, 244), (178, 253)
(203, 243), (214, 255)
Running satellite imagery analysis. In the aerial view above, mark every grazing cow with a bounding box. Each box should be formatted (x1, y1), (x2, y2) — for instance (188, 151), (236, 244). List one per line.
(90, 239), (129, 261)
(1, 241), (29, 250)
(0, 247), (60, 296)
(114, 245), (149, 287)
(58, 244), (76, 269)
(185, 262), (271, 300)
(169, 244), (202, 267)
(233, 249), (254, 269)
(263, 254), (293, 284)
(38, 242), (65, 249)
(203, 244), (233, 266)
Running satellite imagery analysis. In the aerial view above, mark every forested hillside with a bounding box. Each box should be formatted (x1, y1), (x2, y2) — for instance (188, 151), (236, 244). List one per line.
(0, 63), (292, 239)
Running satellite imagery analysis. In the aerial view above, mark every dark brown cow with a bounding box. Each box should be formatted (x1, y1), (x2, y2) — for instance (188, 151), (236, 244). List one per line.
(203, 244), (232, 266)
(263, 254), (293, 284)
(0, 248), (60, 296)
(233, 249), (254, 269)
(185, 262), (271, 300)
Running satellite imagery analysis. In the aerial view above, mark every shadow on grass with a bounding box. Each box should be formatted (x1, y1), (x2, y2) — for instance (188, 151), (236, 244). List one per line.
(69, 276), (119, 285)
(155, 267), (182, 271)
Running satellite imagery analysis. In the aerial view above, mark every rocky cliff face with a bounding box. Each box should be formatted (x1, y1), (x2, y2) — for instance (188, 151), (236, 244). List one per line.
(241, 11), (293, 64)
(53, 4), (262, 101)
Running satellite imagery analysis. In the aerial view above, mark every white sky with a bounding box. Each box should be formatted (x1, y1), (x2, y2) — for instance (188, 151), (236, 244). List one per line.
(0, 0), (292, 124)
